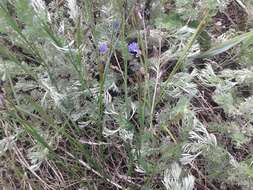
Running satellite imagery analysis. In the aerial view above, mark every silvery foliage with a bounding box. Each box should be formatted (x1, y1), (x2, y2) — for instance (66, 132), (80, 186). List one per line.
(163, 162), (195, 190)
(30, 0), (51, 22)
(0, 135), (17, 156)
(181, 112), (217, 165)
(66, 0), (80, 22)
(103, 100), (137, 143)
(165, 70), (199, 99)
(199, 64), (253, 118)
(30, 0), (46, 13)
(175, 0), (231, 20)
(28, 145), (49, 171)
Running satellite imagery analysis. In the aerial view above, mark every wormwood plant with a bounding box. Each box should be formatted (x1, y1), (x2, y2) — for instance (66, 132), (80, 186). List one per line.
(0, 0), (253, 189)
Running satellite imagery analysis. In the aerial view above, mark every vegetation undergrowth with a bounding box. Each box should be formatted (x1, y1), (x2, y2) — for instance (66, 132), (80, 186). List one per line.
(1, 0), (253, 189)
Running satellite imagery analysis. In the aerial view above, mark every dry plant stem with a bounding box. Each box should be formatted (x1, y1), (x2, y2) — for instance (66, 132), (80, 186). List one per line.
(65, 150), (123, 189)
(113, 52), (124, 76)
(117, 174), (142, 188)
(164, 125), (177, 144)
(150, 40), (162, 128)
(13, 145), (53, 190)
(46, 161), (65, 185)
(191, 164), (219, 190)
(79, 139), (112, 146)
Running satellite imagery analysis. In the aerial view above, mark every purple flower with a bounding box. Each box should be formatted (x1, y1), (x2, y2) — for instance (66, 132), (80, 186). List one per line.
(99, 43), (108, 55)
(128, 42), (140, 54)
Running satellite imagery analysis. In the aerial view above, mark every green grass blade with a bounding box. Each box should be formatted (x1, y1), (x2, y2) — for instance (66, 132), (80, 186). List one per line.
(192, 31), (253, 58)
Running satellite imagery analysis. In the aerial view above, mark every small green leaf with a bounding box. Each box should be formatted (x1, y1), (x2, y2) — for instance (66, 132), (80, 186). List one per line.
(155, 13), (183, 30)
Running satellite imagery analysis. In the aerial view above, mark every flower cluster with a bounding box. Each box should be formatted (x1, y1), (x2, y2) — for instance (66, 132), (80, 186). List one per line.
(128, 42), (140, 54)
(99, 41), (140, 56)
(99, 43), (108, 55)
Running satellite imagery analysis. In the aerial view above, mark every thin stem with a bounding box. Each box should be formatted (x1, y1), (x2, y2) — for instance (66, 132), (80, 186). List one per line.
(150, 39), (162, 128)
(158, 11), (209, 104)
